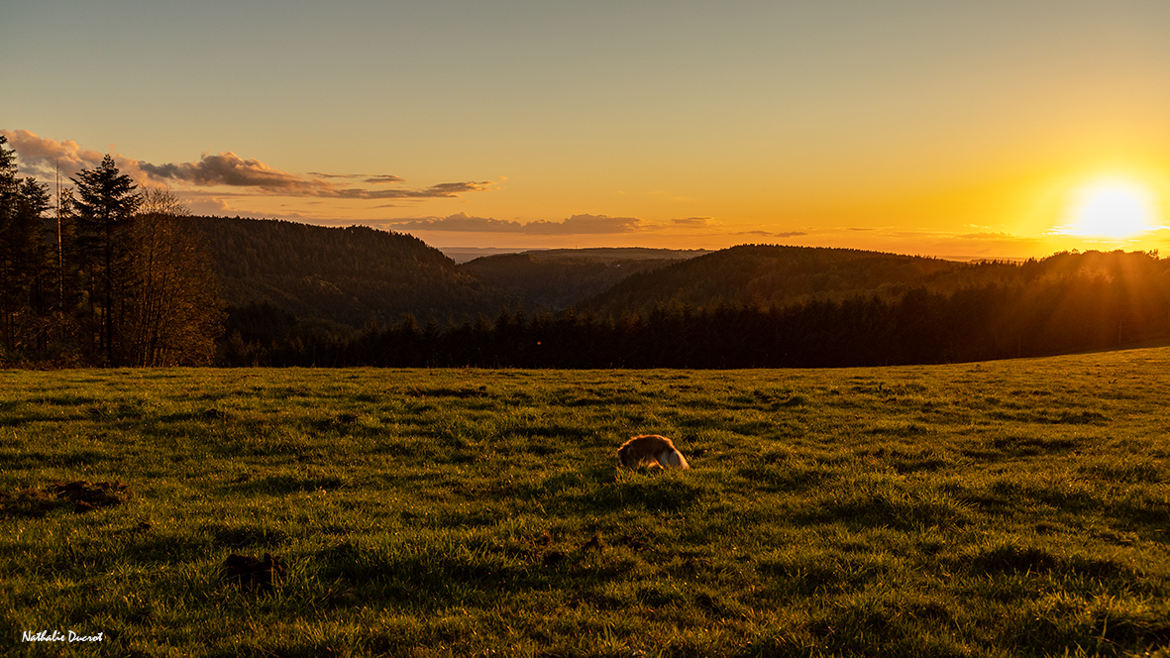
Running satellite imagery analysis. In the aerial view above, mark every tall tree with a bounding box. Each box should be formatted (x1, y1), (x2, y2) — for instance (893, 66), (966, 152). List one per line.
(72, 155), (141, 364)
(120, 188), (221, 365)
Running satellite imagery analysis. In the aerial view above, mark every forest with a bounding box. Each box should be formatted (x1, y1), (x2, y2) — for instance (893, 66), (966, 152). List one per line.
(5, 135), (1170, 369)
(0, 136), (218, 367)
(218, 251), (1170, 367)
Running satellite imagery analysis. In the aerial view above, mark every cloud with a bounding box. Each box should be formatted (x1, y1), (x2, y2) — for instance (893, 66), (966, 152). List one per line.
(391, 213), (525, 232)
(365, 174), (405, 184)
(3, 129), (492, 201)
(387, 212), (643, 235)
(672, 217), (710, 227)
(306, 171), (359, 179)
(138, 151), (489, 199)
(526, 214), (640, 234)
(1, 129), (147, 181)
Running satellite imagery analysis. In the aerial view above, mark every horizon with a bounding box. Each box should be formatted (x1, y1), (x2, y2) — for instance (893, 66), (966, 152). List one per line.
(5, 1), (1170, 259)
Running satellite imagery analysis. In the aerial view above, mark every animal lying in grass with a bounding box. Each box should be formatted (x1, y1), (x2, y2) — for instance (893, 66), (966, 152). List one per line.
(617, 434), (690, 470)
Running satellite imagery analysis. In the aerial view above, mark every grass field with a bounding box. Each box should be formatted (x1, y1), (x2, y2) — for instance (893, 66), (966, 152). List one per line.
(2, 349), (1169, 656)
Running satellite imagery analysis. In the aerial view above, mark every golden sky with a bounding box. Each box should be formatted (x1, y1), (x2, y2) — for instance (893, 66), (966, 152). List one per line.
(4, 1), (1169, 258)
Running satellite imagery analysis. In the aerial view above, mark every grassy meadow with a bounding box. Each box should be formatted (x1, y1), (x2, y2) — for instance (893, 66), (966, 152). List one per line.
(2, 349), (1169, 656)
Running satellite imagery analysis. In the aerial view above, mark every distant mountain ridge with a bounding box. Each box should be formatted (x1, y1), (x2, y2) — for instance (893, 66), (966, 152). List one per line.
(460, 247), (710, 310)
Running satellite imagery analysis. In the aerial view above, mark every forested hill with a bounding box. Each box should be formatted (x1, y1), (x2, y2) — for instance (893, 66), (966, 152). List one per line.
(460, 248), (709, 310)
(580, 244), (967, 315)
(175, 216), (506, 326)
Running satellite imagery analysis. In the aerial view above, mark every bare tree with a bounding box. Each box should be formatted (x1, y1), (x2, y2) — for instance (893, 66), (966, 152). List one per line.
(118, 188), (221, 366)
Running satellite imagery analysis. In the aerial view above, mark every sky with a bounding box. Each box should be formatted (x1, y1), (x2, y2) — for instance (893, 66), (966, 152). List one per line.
(4, 0), (1170, 258)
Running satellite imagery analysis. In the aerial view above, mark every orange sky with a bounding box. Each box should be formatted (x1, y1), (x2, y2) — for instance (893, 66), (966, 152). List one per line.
(4, 2), (1169, 259)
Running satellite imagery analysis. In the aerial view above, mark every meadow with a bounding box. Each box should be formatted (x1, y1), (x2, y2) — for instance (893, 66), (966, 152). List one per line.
(1, 349), (1169, 656)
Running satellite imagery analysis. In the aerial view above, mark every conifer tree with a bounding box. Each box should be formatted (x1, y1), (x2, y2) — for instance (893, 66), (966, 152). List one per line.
(72, 155), (141, 364)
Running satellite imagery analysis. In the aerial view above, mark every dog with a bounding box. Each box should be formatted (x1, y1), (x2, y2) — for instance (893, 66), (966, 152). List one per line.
(617, 434), (690, 470)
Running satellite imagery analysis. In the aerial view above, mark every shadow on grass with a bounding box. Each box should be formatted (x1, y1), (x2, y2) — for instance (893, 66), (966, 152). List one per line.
(524, 465), (707, 514)
(795, 489), (969, 531)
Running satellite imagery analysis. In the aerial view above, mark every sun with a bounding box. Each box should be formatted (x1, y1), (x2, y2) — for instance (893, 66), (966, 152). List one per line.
(1059, 177), (1161, 239)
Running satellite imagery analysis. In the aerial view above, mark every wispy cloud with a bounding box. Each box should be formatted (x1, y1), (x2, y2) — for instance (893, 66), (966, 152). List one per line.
(365, 174), (406, 184)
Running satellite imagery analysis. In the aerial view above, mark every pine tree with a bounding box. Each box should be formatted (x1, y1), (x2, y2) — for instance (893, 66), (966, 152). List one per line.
(72, 155), (141, 364)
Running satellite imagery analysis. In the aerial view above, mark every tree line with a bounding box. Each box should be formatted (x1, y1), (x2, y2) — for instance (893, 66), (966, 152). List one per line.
(0, 136), (220, 366)
(218, 250), (1170, 368)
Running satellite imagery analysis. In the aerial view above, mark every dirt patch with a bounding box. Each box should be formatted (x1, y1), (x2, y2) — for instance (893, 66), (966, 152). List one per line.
(51, 481), (131, 512)
(223, 552), (287, 592)
(0, 480), (130, 518)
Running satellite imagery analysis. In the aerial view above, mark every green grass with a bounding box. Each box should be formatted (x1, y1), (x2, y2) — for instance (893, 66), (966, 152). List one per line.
(2, 349), (1169, 656)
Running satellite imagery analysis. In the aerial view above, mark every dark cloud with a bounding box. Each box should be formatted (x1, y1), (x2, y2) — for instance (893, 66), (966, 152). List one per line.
(2, 130), (491, 201)
(672, 217), (710, 227)
(387, 213), (643, 235)
(137, 152), (485, 199)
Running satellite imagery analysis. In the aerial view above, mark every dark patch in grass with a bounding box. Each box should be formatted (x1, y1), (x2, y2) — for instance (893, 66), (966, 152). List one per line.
(2, 480), (130, 517)
(0, 486), (64, 518)
(964, 544), (1133, 578)
(223, 552), (287, 592)
(51, 480), (131, 512)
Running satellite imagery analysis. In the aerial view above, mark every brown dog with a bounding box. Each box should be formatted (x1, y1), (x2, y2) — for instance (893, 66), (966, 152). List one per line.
(617, 434), (690, 470)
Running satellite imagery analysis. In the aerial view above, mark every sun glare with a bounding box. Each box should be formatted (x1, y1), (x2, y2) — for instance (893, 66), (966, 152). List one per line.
(1060, 178), (1161, 239)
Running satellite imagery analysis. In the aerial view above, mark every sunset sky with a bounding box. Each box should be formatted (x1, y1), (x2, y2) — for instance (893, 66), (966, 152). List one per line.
(4, 1), (1170, 258)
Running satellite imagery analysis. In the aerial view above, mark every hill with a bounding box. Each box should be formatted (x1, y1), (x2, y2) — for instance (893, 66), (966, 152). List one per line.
(461, 247), (709, 310)
(579, 244), (1170, 317)
(580, 244), (969, 315)
(175, 216), (506, 326)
